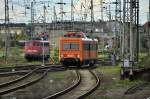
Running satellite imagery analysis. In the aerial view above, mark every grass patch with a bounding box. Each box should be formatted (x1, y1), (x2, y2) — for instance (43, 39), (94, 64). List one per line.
(137, 53), (150, 68)
(0, 47), (51, 67)
(96, 65), (120, 75)
(95, 66), (145, 91)
(98, 52), (111, 61)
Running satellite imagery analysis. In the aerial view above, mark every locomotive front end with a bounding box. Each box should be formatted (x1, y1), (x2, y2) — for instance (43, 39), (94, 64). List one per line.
(59, 39), (82, 67)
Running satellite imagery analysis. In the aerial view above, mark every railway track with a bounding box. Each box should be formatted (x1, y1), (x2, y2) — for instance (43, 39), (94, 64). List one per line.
(0, 68), (49, 96)
(0, 65), (66, 97)
(0, 65), (65, 76)
(124, 82), (149, 95)
(0, 67), (39, 88)
(0, 64), (61, 73)
(44, 69), (100, 99)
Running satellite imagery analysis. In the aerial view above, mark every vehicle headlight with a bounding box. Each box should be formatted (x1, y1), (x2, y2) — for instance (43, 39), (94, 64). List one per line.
(32, 50), (38, 52)
(27, 50), (38, 53)
(61, 54), (64, 58)
(77, 55), (80, 58)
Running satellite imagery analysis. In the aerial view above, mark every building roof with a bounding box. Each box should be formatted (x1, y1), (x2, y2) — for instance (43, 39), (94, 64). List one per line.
(143, 21), (150, 28)
(0, 23), (26, 27)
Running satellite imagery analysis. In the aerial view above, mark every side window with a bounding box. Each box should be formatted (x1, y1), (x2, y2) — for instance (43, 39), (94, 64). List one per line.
(92, 44), (96, 51)
(84, 43), (90, 50)
(44, 43), (49, 46)
(84, 42), (98, 51)
(84, 44), (86, 50)
(96, 44), (98, 50)
(93, 44), (98, 51)
(90, 44), (93, 50)
(37, 43), (42, 46)
(36, 43), (40, 46)
(94, 44), (97, 50)
(90, 43), (98, 51)
(88, 44), (90, 50)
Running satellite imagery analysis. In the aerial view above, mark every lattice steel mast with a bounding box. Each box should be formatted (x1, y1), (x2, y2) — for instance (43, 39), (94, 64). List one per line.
(100, 0), (104, 21)
(130, 0), (139, 62)
(121, 0), (139, 80)
(122, 0), (130, 59)
(4, 0), (10, 63)
(31, 0), (35, 39)
(57, 0), (66, 21)
(71, 0), (74, 30)
(148, 0), (150, 55)
(114, 0), (122, 55)
(90, 0), (94, 37)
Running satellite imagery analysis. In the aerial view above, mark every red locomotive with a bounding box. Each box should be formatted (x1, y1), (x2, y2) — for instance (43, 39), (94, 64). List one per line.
(59, 31), (98, 67)
(24, 40), (50, 60)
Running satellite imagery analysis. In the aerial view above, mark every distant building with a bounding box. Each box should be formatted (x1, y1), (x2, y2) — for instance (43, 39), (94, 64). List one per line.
(29, 21), (113, 47)
(142, 21), (150, 50)
(0, 21), (122, 48)
(0, 23), (26, 35)
(143, 21), (150, 35)
(0, 23), (26, 45)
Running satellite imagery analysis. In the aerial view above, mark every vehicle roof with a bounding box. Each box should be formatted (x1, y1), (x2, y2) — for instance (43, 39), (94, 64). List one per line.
(60, 37), (98, 42)
(26, 40), (49, 43)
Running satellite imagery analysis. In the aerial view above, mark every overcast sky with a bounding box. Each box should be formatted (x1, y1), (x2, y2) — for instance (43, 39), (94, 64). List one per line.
(0, 0), (149, 24)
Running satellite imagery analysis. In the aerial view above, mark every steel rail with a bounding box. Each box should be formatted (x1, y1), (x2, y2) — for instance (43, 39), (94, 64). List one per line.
(76, 70), (100, 99)
(44, 70), (100, 99)
(43, 70), (81, 99)
(0, 69), (49, 96)
(124, 82), (149, 95)
(0, 66), (65, 76)
(0, 64), (61, 73)
(0, 67), (40, 88)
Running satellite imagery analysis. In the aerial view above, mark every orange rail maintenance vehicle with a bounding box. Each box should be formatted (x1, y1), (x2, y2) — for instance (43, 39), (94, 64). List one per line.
(59, 31), (98, 67)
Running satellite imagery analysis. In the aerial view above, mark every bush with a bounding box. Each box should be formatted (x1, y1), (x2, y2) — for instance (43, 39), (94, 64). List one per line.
(138, 55), (150, 68)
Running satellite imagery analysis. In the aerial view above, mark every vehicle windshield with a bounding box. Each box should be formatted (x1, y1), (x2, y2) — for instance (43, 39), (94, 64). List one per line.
(25, 41), (49, 47)
(63, 42), (79, 50)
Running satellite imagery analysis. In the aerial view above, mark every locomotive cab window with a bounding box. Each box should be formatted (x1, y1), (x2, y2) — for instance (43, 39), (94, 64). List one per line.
(63, 43), (70, 50)
(63, 42), (79, 50)
(35, 42), (49, 47)
(25, 42), (30, 46)
(43, 43), (49, 46)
